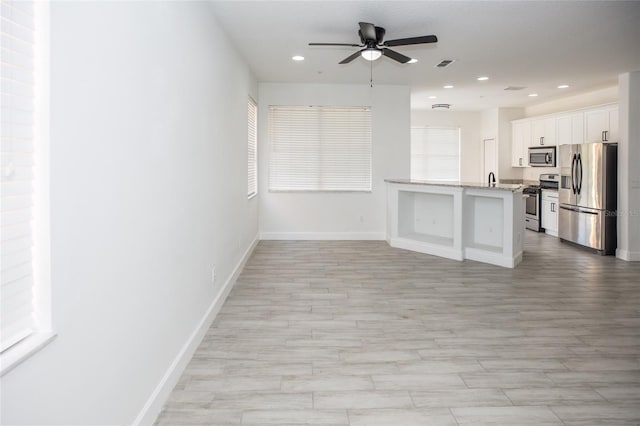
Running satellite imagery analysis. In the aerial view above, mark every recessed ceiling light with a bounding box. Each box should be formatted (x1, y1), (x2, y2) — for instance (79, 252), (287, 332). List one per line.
(292, 55), (304, 61)
(408, 58), (418, 64)
(428, 95), (437, 99)
(557, 84), (569, 89)
(443, 85), (454, 89)
(477, 76), (489, 81)
(528, 93), (538, 97)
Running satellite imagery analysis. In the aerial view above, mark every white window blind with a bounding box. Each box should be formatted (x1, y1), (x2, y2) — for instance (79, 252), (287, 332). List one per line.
(268, 105), (372, 192)
(1, 0), (37, 352)
(247, 97), (257, 198)
(411, 127), (460, 182)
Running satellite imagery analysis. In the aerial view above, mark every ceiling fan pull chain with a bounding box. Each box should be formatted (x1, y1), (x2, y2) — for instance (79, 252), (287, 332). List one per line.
(370, 59), (373, 88)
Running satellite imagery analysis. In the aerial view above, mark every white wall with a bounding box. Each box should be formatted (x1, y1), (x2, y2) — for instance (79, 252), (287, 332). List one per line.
(497, 108), (526, 180)
(258, 83), (410, 239)
(617, 71), (640, 261)
(525, 85), (618, 116)
(481, 108), (526, 181)
(1, 2), (258, 425)
(411, 110), (483, 182)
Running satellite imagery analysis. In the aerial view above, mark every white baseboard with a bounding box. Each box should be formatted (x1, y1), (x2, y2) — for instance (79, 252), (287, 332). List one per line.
(616, 248), (640, 261)
(259, 231), (385, 240)
(133, 236), (259, 426)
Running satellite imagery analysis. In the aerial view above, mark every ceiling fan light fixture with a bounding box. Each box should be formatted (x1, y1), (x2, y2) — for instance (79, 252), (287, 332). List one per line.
(361, 48), (382, 61)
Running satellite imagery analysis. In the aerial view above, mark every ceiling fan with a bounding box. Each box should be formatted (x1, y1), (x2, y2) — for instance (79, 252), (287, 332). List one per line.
(309, 22), (438, 64)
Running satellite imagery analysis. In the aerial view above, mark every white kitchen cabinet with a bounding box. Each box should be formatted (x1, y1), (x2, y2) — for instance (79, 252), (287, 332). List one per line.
(585, 106), (618, 143)
(556, 113), (584, 146)
(541, 190), (559, 237)
(531, 117), (556, 147)
(511, 120), (530, 167)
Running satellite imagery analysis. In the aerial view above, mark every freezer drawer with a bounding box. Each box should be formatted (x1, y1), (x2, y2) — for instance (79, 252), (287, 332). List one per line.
(558, 204), (616, 254)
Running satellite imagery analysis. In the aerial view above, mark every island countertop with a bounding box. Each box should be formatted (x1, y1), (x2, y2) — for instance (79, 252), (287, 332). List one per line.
(385, 178), (524, 192)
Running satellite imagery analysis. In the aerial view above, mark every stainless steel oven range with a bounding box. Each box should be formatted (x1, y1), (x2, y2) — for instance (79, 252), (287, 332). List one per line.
(524, 174), (559, 232)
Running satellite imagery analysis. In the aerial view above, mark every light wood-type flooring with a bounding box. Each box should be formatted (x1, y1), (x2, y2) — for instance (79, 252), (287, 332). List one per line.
(156, 232), (640, 425)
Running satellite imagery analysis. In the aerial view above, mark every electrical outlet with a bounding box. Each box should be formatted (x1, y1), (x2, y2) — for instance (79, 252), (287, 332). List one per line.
(211, 267), (216, 283)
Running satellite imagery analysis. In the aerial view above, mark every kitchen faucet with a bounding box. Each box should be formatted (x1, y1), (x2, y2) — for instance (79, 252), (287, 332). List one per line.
(488, 172), (496, 186)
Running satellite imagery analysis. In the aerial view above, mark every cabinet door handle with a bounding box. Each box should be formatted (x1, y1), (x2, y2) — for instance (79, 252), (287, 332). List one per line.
(540, 137), (544, 145)
(551, 202), (555, 212)
(604, 130), (608, 141)
(519, 157), (522, 166)
(602, 130), (605, 141)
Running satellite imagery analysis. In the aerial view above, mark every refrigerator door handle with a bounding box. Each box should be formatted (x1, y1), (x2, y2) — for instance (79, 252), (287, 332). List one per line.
(571, 154), (577, 194)
(577, 154), (583, 195)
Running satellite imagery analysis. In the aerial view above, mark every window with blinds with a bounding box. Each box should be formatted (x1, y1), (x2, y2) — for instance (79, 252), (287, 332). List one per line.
(411, 127), (460, 182)
(1, 0), (37, 353)
(247, 97), (257, 198)
(268, 105), (372, 192)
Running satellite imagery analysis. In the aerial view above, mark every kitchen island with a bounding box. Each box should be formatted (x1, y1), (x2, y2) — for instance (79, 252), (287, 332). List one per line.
(386, 179), (525, 268)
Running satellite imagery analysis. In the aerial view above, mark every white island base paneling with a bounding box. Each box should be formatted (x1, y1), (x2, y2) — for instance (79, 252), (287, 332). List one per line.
(386, 181), (524, 268)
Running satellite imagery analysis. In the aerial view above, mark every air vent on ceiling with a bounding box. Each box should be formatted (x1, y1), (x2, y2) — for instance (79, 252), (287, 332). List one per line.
(432, 104), (451, 109)
(504, 86), (527, 91)
(435, 59), (455, 68)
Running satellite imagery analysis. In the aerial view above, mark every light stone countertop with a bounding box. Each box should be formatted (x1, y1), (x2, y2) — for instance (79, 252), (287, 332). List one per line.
(385, 178), (524, 192)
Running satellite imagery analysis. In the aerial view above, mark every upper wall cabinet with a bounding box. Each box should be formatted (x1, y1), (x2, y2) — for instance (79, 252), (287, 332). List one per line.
(511, 121), (530, 167)
(585, 106), (618, 143)
(511, 103), (618, 168)
(531, 117), (556, 147)
(556, 113), (584, 146)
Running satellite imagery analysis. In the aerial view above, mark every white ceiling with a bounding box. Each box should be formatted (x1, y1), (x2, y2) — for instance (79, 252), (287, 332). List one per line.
(210, 1), (640, 111)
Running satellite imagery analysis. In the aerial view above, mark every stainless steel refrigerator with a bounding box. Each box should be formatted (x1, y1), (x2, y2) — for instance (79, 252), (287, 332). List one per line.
(558, 142), (617, 255)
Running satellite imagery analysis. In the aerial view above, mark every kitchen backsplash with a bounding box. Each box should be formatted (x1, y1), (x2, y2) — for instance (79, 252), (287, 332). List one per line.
(522, 166), (558, 181)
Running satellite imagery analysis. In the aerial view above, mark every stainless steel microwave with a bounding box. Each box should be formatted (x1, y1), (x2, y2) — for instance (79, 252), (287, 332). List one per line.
(528, 146), (556, 167)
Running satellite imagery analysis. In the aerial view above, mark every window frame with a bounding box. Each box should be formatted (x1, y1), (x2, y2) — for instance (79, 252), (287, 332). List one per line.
(410, 126), (461, 183)
(267, 105), (373, 193)
(247, 96), (258, 199)
(1, 0), (55, 377)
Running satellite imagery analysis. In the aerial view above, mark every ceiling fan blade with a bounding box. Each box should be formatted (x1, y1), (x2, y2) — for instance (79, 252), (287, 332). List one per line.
(382, 48), (411, 64)
(339, 50), (364, 64)
(309, 43), (362, 47)
(375, 26), (386, 44)
(358, 22), (377, 41)
(383, 35), (438, 47)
